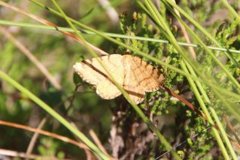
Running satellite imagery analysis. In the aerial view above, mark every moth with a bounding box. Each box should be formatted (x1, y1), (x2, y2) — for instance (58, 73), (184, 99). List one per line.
(73, 54), (164, 104)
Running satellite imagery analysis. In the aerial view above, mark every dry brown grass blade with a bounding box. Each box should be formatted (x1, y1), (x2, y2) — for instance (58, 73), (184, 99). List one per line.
(97, 0), (119, 25)
(89, 129), (114, 159)
(0, 120), (92, 155)
(25, 118), (47, 160)
(0, 27), (62, 90)
(0, 1), (108, 56)
(172, 1), (196, 59)
(0, 148), (68, 160)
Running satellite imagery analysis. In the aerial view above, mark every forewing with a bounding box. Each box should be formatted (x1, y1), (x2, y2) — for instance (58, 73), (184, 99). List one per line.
(123, 55), (164, 104)
(73, 54), (124, 100)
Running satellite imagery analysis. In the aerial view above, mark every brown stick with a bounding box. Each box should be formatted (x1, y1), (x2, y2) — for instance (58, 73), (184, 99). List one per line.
(161, 85), (204, 117)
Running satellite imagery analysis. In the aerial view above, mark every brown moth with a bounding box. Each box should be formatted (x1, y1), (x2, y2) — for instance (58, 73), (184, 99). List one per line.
(73, 54), (164, 104)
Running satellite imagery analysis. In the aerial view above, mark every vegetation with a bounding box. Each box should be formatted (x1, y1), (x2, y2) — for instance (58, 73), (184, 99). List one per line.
(0, 0), (239, 159)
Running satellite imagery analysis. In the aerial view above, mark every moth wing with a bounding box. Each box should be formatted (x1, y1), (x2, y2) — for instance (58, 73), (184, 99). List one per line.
(123, 55), (164, 104)
(73, 60), (105, 86)
(94, 54), (124, 99)
(73, 54), (124, 99)
(96, 80), (121, 99)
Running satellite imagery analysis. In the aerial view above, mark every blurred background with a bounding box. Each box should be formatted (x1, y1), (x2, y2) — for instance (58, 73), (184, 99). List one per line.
(0, 0), (239, 159)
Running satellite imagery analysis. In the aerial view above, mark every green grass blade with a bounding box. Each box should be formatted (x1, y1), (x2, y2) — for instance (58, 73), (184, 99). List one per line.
(0, 70), (110, 160)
